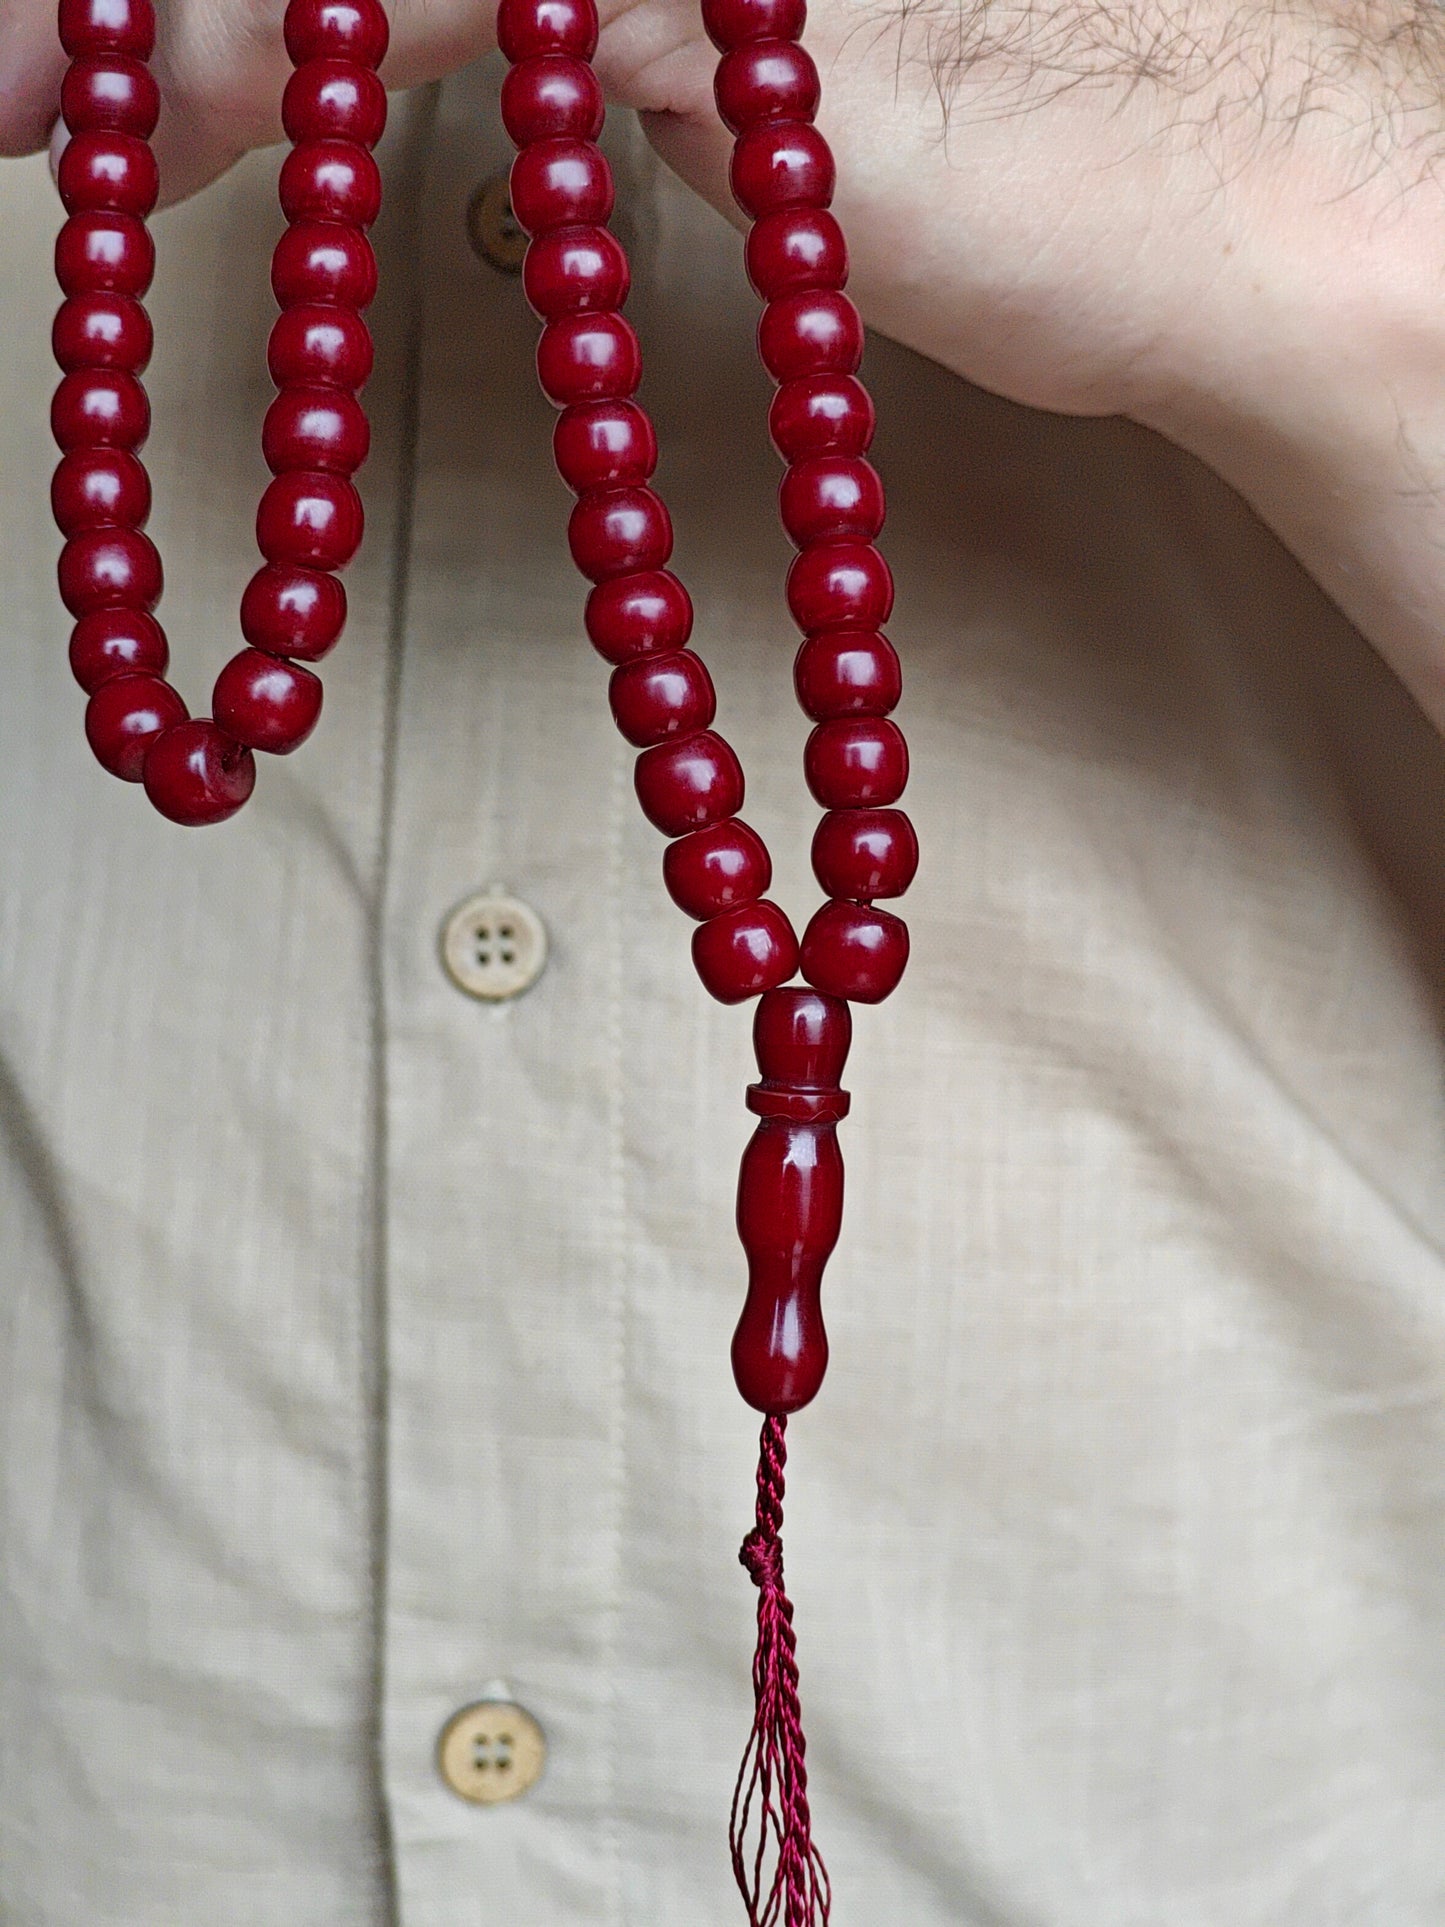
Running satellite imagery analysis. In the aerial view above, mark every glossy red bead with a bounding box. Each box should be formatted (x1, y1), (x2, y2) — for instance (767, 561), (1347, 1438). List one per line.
(497, 0), (600, 61)
(759, 290), (863, 380)
(257, 472), (363, 571)
(793, 629), (900, 718)
(58, 132), (158, 218)
(213, 649), (324, 754)
(730, 121), (834, 218)
(585, 570), (693, 662)
(553, 401), (656, 492)
(282, 59), (388, 147)
(692, 900), (798, 1004)
(69, 606), (168, 691)
(509, 139), (614, 234)
(52, 369), (150, 450)
(61, 55), (160, 137)
(732, 1110), (839, 1412)
(702, 0), (805, 51)
(59, 0), (155, 59)
(663, 817), (772, 919)
(52, 292), (152, 373)
(608, 649), (715, 745)
(278, 139), (382, 228)
(240, 564), (348, 660)
(786, 540), (893, 631)
(810, 806), (918, 899)
(58, 527), (161, 615)
(143, 719), (257, 825)
(271, 222), (378, 310)
(501, 54), (605, 143)
(715, 41), (819, 133)
(51, 448), (150, 535)
(84, 672), (185, 781)
(752, 984), (851, 1086)
(262, 387), (370, 475)
(800, 898), (909, 1002)
(523, 225), (630, 319)
(803, 716), (909, 805)
(780, 454), (884, 546)
(745, 208), (846, 299)
(537, 313), (641, 404)
(634, 730), (745, 834)
(568, 486), (672, 581)
(769, 374), (874, 460)
(283, 0), (390, 69)
(267, 305), (373, 390)
(55, 211), (154, 298)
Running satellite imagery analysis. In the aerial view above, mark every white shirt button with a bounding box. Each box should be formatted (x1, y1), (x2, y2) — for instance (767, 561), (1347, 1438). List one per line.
(440, 889), (548, 1002)
(436, 1699), (547, 1805)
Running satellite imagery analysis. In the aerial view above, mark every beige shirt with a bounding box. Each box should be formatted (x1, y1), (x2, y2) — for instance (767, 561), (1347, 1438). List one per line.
(3, 56), (1445, 1926)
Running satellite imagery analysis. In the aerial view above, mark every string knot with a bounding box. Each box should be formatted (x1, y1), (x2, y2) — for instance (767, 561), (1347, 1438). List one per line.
(740, 1527), (783, 1592)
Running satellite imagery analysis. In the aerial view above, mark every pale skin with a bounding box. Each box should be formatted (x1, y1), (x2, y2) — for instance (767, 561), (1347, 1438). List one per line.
(4, 0), (1445, 726)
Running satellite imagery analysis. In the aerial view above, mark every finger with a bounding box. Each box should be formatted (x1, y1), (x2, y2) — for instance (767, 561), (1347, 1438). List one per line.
(0, 2), (67, 158)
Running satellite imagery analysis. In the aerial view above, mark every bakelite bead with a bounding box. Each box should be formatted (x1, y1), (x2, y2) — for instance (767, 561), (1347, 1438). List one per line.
(267, 304), (373, 390)
(501, 54), (605, 143)
(663, 817), (771, 919)
(634, 729), (745, 834)
(51, 447), (151, 535)
(496, 0), (601, 61)
(142, 719), (257, 825)
(732, 1107), (840, 1412)
(730, 121), (834, 218)
(769, 374), (874, 460)
(779, 455), (884, 546)
(257, 471), (364, 570)
(52, 292), (152, 373)
(715, 41), (820, 133)
(61, 55), (160, 137)
(584, 570), (693, 662)
(59, 0), (155, 60)
(792, 629), (900, 718)
(262, 386), (370, 475)
(786, 540), (893, 631)
(282, 59), (388, 147)
(278, 139), (382, 227)
(810, 806), (918, 899)
(752, 984), (851, 1086)
(553, 400), (656, 492)
(58, 527), (162, 615)
(523, 226), (630, 319)
(692, 899), (799, 1004)
(213, 648), (324, 753)
(84, 671), (186, 780)
(745, 208), (846, 300)
(51, 369), (150, 450)
(57, 131), (159, 217)
(283, 0), (390, 68)
(804, 716), (909, 805)
(759, 289), (863, 380)
(55, 211), (154, 297)
(568, 486), (672, 580)
(240, 563), (347, 659)
(538, 313), (642, 404)
(702, 0), (805, 51)
(799, 897), (909, 1002)
(509, 139), (614, 234)
(608, 649), (716, 745)
(69, 606), (168, 691)
(271, 221), (378, 310)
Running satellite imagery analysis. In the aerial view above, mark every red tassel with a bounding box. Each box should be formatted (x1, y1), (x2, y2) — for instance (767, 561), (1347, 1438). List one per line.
(730, 1414), (831, 1927)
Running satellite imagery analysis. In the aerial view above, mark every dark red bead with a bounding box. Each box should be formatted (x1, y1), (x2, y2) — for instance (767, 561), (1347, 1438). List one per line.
(143, 719), (257, 825)
(59, 0), (155, 59)
(793, 630), (900, 718)
(278, 139), (382, 228)
(282, 59), (388, 147)
(568, 486), (672, 581)
(732, 1110), (838, 1412)
(523, 225), (630, 319)
(262, 386), (369, 475)
(61, 56), (160, 137)
(635, 730), (745, 834)
(283, 0), (390, 69)
(759, 290), (863, 381)
(730, 122), (833, 218)
(497, 0), (599, 61)
(509, 140), (614, 235)
(752, 984), (851, 1085)
(537, 312), (641, 404)
(769, 374), (873, 460)
(585, 570), (693, 663)
(715, 41), (819, 133)
(51, 448), (150, 535)
(663, 817), (771, 919)
(692, 900), (798, 1004)
(811, 806), (917, 899)
(55, 211), (154, 298)
(52, 292), (152, 373)
(553, 401), (656, 492)
(52, 369), (150, 450)
(69, 607), (168, 691)
(271, 222), (378, 309)
(800, 898), (909, 1002)
(240, 564), (347, 660)
(58, 527), (161, 615)
(780, 454), (884, 546)
(257, 471), (363, 570)
(213, 649), (324, 754)
(84, 672), (185, 781)
(58, 132), (158, 218)
(702, 0), (805, 51)
(804, 716), (908, 805)
(608, 649), (715, 745)
(267, 305), (373, 390)
(501, 54), (605, 143)
(786, 540), (892, 631)
(746, 208), (846, 299)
